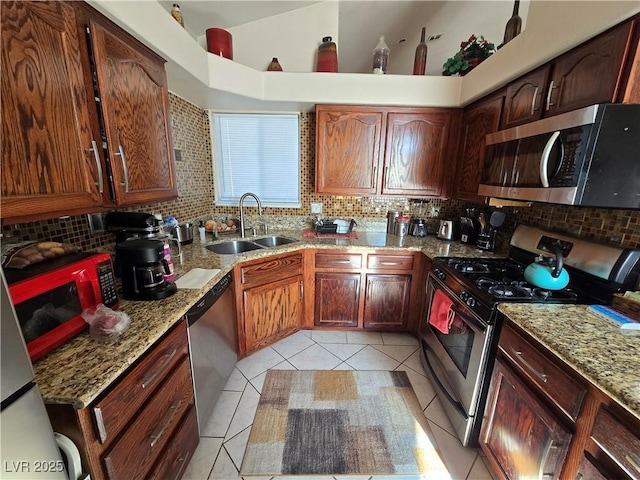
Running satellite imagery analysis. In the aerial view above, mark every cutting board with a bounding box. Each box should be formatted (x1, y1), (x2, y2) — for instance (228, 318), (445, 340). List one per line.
(175, 268), (221, 289)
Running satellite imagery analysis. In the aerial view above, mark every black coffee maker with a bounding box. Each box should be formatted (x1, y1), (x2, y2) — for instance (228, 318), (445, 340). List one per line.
(115, 239), (177, 301)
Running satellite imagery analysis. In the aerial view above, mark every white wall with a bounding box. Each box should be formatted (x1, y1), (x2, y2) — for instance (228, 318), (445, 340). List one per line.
(388, 1), (530, 76)
(210, 2), (339, 73)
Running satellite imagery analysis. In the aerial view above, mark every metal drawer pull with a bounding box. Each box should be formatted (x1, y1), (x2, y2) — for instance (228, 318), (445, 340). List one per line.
(299, 281), (304, 301)
(379, 261), (402, 266)
(89, 140), (104, 193)
(114, 145), (130, 192)
(141, 349), (178, 389)
(626, 454), (640, 474)
(149, 404), (179, 447)
(510, 348), (548, 382)
(172, 453), (187, 480)
(329, 260), (352, 264)
(530, 86), (540, 115)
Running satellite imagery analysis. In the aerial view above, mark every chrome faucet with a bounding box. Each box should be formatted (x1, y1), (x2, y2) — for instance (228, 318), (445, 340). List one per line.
(239, 192), (263, 238)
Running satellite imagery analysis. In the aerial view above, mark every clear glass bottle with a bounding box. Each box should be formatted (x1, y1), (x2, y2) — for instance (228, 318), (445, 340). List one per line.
(372, 35), (390, 74)
(503, 0), (522, 45)
(171, 3), (184, 28)
(413, 27), (427, 75)
(316, 36), (338, 72)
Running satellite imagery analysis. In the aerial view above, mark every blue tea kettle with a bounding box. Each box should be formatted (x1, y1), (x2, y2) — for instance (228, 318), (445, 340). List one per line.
(524, 246), (570, 290)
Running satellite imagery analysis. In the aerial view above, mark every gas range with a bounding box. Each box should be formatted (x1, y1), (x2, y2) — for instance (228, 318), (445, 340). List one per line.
(433, 256), (579, 307)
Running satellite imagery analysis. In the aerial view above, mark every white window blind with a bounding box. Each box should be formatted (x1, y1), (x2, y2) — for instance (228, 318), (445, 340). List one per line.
(211, 112), (300, 207)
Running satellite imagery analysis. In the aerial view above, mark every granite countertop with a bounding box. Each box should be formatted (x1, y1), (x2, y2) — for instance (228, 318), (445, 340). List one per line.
(34, 230), (498, 409)
(498, 303), (640, 421)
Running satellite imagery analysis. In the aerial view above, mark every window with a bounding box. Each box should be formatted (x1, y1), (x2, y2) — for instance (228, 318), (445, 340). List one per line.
(211, 112), (300, 207)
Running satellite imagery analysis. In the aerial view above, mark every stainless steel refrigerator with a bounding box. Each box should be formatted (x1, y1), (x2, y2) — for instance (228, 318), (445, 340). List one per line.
(1, 269), (67, 479)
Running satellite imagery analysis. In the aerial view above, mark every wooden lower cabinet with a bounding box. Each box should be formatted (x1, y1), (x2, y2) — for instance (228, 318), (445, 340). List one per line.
(45, 321), (198, 480)
(315, 272), (360, 328)
(482, 319), (640, 480)
(481, 358), (572, 480)
(312, 250), (423, 331)
(363, 274), (411, 329)
(235, 252), (304, 357)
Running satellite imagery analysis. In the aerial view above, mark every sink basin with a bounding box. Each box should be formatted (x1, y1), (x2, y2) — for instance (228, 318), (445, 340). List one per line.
(206, 240), (263, 255)
(252, 236), (298, 247)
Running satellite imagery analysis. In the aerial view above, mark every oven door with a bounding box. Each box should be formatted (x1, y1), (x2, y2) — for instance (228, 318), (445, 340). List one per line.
(420, 274), (494, 445)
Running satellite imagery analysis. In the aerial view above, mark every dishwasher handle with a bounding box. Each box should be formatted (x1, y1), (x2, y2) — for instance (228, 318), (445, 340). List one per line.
(186, 272), (232, 326)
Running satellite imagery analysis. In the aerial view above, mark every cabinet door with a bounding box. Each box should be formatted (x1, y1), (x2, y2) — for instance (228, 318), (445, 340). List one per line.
(501, 65), (550, 129)
(89, 19), (177, 205)
(481, 359), (572, 480)
(546, 21), (633, 116)
(243, 276), (303, 353)
(314, 273), (360, 328)
(454, 95), (503, 203)
(363, 274), (410, 330)
(1, 1), (103, 221)
(382, 111), (454, 197)
(315, 107), (382, 195)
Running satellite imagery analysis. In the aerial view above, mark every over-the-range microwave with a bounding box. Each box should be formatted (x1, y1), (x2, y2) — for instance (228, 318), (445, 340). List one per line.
(478, 103), (640, 208)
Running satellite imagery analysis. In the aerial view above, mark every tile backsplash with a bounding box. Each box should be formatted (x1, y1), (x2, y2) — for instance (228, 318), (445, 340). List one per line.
(2, 93), (639, 256)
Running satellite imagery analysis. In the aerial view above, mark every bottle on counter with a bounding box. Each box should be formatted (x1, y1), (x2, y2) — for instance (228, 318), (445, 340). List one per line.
(199, 221), (206, 242)
(372, 35), (390, 74)
(163, 240), (175, 282)
(413, 27), (427, 75)
(503, 0), (522, 45)
(267, 57), (283, 71)
(394, 215), (410, 237)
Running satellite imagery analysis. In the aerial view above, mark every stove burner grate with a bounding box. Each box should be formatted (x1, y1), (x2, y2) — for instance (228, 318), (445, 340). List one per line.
(476, 277), (572, 301)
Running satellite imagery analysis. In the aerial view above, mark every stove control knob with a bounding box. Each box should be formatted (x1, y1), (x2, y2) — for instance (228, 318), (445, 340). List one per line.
(467, 295), (477, 307)
(460, 291), (468, 301)
(434, 269), (446, 280)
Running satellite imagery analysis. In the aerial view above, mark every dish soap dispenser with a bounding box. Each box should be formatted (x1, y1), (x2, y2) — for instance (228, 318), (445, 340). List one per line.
(372, 35), (389, 74)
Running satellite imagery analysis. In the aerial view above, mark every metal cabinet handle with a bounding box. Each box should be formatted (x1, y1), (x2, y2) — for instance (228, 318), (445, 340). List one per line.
(141, 349), (178, 389)
(172, 453), (188, 480)
(89, 140), (104, 193)
(545, 80), (557, 110)
(510, 347), (548, 382)
(530, 86), (540, 115)
(114, 145), (130, 192)
(625, 454), (640, 474)
(299, 281), (304, 301)
(372, 165), (377, 187)
(329, 260), (352, 265)
(379, 261), (402, 266)
(149, 403), (179, 447)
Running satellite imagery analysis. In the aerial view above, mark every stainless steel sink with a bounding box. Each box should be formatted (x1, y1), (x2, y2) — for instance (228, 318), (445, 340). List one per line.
(252, 236), (298, 247)
(205, 240), (263, 255)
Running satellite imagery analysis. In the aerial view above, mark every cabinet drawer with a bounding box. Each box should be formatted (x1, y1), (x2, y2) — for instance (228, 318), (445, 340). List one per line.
(591, 406), (640, 478)
(103, 358), (194, 480)
(240, 254), (302, 287)
(367, 254), (414, 270)
(147, 405), (199, 480)
(92, 323), (188, 443)
(315, 253), (362, 269)
(500, 324), (586, 421)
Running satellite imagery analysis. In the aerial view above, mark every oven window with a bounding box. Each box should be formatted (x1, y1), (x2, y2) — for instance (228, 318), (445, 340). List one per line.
(431, 311), (475, 378)
(14, 282), (82, 343)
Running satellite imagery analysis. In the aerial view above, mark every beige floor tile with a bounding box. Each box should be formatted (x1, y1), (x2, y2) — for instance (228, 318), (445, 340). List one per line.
(287, 343), (342, 370)
(371, 344), (419, 363)
(344, 345), (400, 370)
(182, 437), (221, 480)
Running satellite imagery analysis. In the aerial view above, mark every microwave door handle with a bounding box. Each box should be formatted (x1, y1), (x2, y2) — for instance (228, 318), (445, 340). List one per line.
(540, 131), (560, 188)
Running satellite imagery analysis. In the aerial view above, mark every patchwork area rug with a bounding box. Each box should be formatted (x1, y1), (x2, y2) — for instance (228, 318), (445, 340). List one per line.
(240, 369), (449, 477)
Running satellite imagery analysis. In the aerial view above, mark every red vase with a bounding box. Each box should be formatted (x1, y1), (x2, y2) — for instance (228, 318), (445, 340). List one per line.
(206, 28), (233, 60)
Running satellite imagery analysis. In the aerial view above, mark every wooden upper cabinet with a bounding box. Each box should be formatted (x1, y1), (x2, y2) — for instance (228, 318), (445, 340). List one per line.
(547, 20), (634, 116)
(315, 106), (382, 195)
(1, 1), (103, 221)
(382, 111), (456, 197)
(315, 105), (458, 198)
(453, 94), (503, 204)
(501, 65), (550, 129)
(89, 18), (177, 205)
(501, 18), (637, 129)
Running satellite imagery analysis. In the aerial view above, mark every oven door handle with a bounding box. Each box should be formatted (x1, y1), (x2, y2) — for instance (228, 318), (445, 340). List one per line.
(423, 344), (468, 420)
(450, 306), (487, 334)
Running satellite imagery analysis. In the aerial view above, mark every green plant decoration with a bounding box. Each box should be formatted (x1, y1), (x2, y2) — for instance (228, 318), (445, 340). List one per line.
(442, 34), (496, 76)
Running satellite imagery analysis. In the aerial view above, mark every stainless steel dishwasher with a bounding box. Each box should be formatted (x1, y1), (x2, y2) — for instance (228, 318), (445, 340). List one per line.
(185, 272), (237, 433)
